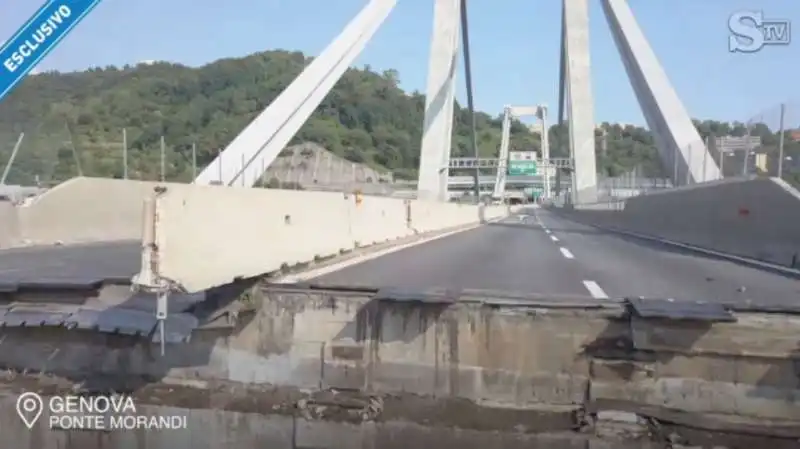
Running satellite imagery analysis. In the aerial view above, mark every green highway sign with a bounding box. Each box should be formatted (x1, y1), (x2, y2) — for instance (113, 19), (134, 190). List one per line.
(508, 160), (537, 176)
(507, 151), (538, 176)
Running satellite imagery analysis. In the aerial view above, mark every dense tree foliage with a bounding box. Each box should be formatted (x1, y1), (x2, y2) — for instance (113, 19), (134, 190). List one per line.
(0, 49), (797, 186)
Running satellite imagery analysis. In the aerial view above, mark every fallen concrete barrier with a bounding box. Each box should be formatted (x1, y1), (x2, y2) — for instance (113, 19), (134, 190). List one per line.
(0, 285), (796, 447)
(137, 183), (508, 292)
(559, 177), (800, 267)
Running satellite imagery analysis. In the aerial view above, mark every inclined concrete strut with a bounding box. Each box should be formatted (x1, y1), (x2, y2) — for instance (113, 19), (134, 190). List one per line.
(558, 0), (721, 204)
(194, 0), (398, 187)
(600, 0), (720, 184)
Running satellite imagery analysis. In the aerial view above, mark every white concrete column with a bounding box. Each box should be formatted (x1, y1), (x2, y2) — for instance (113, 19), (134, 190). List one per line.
(601, 0), (720, 184)
(492, 106), (512, 199)
(195, 0), (397, 186)
(562, 0), (598, 204)
(417, 0), (461, 202)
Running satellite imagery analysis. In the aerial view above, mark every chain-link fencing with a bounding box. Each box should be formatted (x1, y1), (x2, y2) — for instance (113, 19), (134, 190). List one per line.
(0, 123), (200, 186)
(0, 123), (404, 198)
(742, 101), (800, 188)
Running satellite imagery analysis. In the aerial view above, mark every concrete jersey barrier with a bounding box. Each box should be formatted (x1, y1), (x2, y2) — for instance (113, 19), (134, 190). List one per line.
(8, 177), (155, 247)
(141, 183), (508, 292)
(562, 177), (800, 267)
(1, 178), (508, 256)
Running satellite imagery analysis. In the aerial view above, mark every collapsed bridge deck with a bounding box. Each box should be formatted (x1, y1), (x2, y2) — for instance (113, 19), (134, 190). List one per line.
(0, 283), (798, 448)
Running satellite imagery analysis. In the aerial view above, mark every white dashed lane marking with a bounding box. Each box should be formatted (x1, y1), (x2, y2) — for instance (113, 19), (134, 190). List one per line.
(550, 235), (559, 242)
(559, 247), (574, 259)
(583, 280), (609, 299)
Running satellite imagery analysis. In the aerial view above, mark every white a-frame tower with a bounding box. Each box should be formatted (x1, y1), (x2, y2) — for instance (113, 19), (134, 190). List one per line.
(558, 0), (720, 204)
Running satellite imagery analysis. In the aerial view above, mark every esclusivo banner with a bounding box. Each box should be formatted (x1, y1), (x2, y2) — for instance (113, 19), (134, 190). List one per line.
(0, 0), (103, 103)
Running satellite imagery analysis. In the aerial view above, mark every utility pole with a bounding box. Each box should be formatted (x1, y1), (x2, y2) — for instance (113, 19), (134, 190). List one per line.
(599, 127), (608, 157)
(672, 148), (678, 186)
(742, 125), (752, 176)
(64, 123), (83, 177)
(701, 136), (708, 183)
(1, 133), (24, 185)
(122, 128), (128, 179)
(218, 148), (223, 184)
(777, 103), (786, 179)
(160, 136), (166, 182)
(685, 145), (692, 185)
(192, 142), (197, 179)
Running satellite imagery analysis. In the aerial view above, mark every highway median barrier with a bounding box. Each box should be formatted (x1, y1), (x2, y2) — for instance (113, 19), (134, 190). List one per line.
(1, 178), (509, 256)
(4, 177), (156, 247)
(120, 181), (507, 292)
(554, 177), (800, 268)
(1, 177), (509, 291)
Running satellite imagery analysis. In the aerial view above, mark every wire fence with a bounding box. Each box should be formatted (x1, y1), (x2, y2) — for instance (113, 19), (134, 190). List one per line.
(743, 101), (800, 187)
(0, 125), (399, 195)
(4, 106), (797, 205)
(0, 126), (199, 186)
(570, 100), (800, 208)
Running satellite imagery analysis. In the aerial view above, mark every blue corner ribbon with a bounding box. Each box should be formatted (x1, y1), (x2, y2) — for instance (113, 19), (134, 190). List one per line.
(0, 0), (103, 103)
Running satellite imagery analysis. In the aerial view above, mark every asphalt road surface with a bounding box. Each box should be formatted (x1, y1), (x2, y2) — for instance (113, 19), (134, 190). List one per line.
(314, 208), (800, 307)
(3, 209), (798, 308)
(0, 241), (140, 285)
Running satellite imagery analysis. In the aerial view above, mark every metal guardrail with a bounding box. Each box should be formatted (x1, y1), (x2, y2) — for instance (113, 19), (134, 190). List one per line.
(448, 157), (573, 169)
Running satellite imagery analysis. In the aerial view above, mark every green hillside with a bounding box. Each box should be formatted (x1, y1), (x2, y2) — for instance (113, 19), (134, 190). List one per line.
(0, 49), (796, 187)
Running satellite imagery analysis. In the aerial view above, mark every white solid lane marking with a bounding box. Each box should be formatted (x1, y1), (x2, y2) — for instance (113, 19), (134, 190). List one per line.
(583, 280), (609, 299)
(559, 247), (574, 259)
(277, 220), (497, 283)
(550, 235), (559, 242)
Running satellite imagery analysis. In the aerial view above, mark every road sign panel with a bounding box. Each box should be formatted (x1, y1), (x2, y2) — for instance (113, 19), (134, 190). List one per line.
(508, 151), (537, 175)
(508, 160), (537, 176)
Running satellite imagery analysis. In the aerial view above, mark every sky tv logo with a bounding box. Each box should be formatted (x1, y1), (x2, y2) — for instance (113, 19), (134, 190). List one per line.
(729, 11), (791, 53)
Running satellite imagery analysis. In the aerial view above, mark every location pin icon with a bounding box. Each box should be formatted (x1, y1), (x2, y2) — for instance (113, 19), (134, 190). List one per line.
(16, 392), (44, 429)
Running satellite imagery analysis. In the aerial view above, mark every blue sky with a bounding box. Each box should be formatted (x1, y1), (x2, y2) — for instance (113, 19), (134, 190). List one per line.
(1, 0), (798, 126)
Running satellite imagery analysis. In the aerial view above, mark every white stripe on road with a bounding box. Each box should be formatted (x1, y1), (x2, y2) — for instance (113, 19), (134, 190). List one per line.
(276, 220), (497, 283)
(583, 280), (609, 299)
(544, 229), (551, 234)
(550, 235), (559, 242)
(559, 247), (574, 259)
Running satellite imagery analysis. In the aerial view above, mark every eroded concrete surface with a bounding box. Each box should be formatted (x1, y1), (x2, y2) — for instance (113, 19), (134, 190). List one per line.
(0, 284), (798, 448)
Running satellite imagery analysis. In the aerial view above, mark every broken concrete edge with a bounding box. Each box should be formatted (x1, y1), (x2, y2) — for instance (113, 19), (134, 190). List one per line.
(546, 206), (800, 281)
(0, 289), (800, 447)
(0, 382), (680, 449)
(0, 374), (582, 434)
(1, 286), (799, 446)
